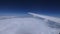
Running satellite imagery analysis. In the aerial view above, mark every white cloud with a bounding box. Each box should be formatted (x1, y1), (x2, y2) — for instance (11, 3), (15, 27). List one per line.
(0, 15), (60, 34)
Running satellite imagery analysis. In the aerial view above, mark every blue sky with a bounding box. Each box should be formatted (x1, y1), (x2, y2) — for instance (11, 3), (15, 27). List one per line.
(0, 0), (60, 17)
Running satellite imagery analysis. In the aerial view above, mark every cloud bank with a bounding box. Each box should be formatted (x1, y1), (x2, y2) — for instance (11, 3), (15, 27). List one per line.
(0, 14), (60, 34)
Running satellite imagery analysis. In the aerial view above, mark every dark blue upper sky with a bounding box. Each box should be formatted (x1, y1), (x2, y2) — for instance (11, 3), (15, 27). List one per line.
(0, 0), (60, 17)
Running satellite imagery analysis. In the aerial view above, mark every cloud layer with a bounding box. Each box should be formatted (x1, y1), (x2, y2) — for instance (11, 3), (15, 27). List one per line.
(0, 15), (60, 34)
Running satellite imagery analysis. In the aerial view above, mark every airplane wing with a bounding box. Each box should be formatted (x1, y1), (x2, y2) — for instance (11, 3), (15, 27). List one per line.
(28, 12), (60, 23)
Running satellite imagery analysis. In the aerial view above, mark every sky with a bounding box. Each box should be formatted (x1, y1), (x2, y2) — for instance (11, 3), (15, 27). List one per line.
(0, 0), (60, 17)
(0, 0), (60, 34)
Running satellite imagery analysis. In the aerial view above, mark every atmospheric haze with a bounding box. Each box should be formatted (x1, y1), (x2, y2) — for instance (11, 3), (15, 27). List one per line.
(0, 13), (60, 34)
